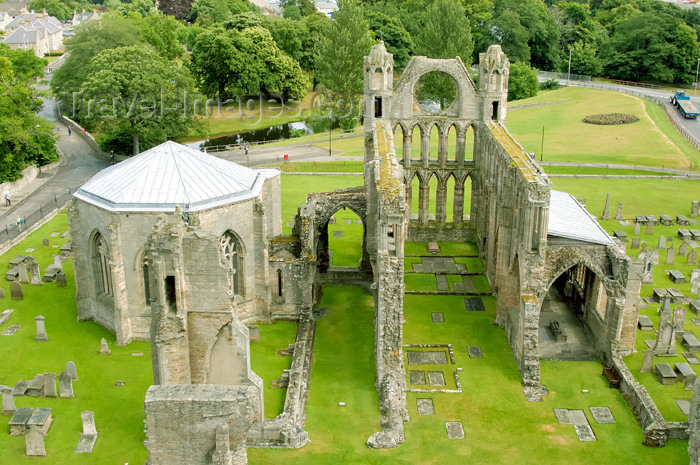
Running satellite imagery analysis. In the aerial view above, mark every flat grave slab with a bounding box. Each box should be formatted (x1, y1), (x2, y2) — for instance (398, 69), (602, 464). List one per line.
(75, 433), (98, 453)
(691, 230), (700, 241)
(668, 270), (686, 284)
(638, 300), (648, 309)
(27, 407), (53, 434)
(8, 256), (24, 267)
(680, 229), (693, 240)
(464, 297), (485, 312)
(683, 352), (700, 365)
(574, 423), (597, 442)
(613, 230), (627, 241)
(5, 267), (18, 281)
(590, 407), (615, 424)
(668, 288), (685, 303)
(660, 215), (674, 225)
(553, 409), (572, 424)
(411, 262), (424, 273)
(445, 422), (465, 439)
(655, 363), (678, 385)
(653, 288), (668, 301)
(692, 319), (700, 327)
(467, 346), (483, 359)
(678, 215), (691, 225)
(9, 407), (33, 435)
(427, 242), (440, 254)
(568, 409), (588, 425)
(409, 371), (426, 385)
(618, 220), (630, 226)
(431, 312), (445, 323)
(644, 340), (656, 349)
(690, 300), (700, 315)
(406, 351), (448, 365)
(683, 333), (700, 353)
(642, 297), (655, 305)
(635, 215), (647, 224)
(416, 398), (434, 415)
(638, 315), (654, 331)
(676, 399), (691, 415)
(354, 219), (362, 225)
(332, 231), (342, 238)
(461, 275), (478, 293)
(435, 274), (449, 292)
(453, 282), (464, 292)
(12, 380), (29, 396)
(427, 371), (445, 386)
(0, 309), (14, 327)
(646, 215), (658, 224)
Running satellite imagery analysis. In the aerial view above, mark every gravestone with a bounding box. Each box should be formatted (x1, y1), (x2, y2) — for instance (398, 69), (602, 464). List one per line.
(640, 349), (654, 373)
(631, 237), (640, 249)
(427, 371), (445, 386)
(52, 255), (63, 272)
(674, 307), (687, 340)
(10, 281), (23, 300)
(692, 300), (700, 315)
(416, 398), (435, 415)
(3, 324), (21, 336)
(651, 248), (660, 266)
(690, 251), (699, 266)
(590, 407), (615, 424)
(601, 193), (611, 220)
(58, 371), (74, 398)
(29, 261), (42, 285)
(42, 239), (49, 247)
(99, 338), (110, 355)
(9, 408), (32, 435)
(634, 222), (641, 235)
(0, 308), (14, 326)
(666, 247), (676, 265)
(693, 269), (700, 283)
(654, 308), (676, 356)
(646, 222), (654, 235)
(659, 235), (666, 249)
(638, 315), (654, 331)
(25, 426), (46, 456)
(61, 231), (70, 238)
(56, 272), (67, 287)
(615, 202), (623, 221)
(2, 387), (16, 415)
(66, 361), (78, 380)
(684, 352), (700, 365)
(17, 263), (29, 284)
(43, 373), (57, 398)
(467, 346), (483, 358)
(692, 200), (700, 217)
(684, 333), (700, 353)
(676, 362), (697, 390)
(27, 408), (52, 435)
(75, 411), (98, 453)
(431, 312), (445, 323)
(681, 242), (690, 257)
(662, 295), (672, 313)
(0, 288), (4, 299)
(26, 374), (44, 397)
(35, 316), (48, 342)
(409, 371), (426, 385)
(655, 363), (678, 385)
(445, 422), (465, 439)
(553, 409), (572, 424)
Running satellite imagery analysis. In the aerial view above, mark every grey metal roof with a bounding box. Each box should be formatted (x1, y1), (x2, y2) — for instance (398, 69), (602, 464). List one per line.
(548, 190), (614, 246)
(74, 141), (279, 213)
(2, 26), (40, 44)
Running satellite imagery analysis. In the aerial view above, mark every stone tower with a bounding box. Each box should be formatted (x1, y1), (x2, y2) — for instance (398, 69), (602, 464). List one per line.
(478, 44), (510, 122)
(363, 41), (394, 157)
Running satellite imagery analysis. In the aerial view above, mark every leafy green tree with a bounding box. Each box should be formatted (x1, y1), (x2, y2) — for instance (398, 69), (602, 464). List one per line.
(299, 12), (331, 71)
(482, 9), (530, 63)
(264, 17), (305, 62)
(282, 4), (301, 20)
(139, 11), (185, 59)
(118, 0), (156, 17)
(601, 11), (700, 83)
(81, 45), (199, 154)
(0, 45), (57, 181)
(568, 41), (603, 76)
(188, 27), (253, 96)
(413, 0), (472, 109)
(364, 10), (414, 69)
(315, 0), (374, 95)
(29, 0), (76, 20)
(187, 0), (253, 25)
(507, 61), (538, 101)
(224, 10), (264, 30)
(297, 0), (317, 16)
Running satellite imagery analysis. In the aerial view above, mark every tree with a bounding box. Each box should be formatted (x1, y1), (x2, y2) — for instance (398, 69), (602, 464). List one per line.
(507, 61), (538, 101)
(0, 45), (57, 182)
(482, 9), (530, 63)
(81, 45), (199, 154)
(187, 0), (253, 24)
(364, 10), (414, 70)
(29, 0), (76, 20)
(139, 11), (185, 59)
(315, 0), (374, 95)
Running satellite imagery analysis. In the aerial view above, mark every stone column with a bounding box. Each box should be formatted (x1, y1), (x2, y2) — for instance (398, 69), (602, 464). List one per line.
(437, 126), (448, 167)
(453, 183), (465, 225)
(418, 182), (430, 224)
(421, 131), (430, 168)
(435, 179), (447, 224)
(403, 131), (412, 167)
(456, 129), (466, 167)
(405, 182), (412, 218)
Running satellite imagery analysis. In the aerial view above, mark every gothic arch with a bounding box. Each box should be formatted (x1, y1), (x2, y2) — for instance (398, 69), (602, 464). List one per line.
(220, 230), (246, 297)
(90, 229), (113, 297)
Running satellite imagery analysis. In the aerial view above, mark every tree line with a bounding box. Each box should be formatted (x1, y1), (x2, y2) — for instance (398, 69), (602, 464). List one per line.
(47, 0), (700, 154)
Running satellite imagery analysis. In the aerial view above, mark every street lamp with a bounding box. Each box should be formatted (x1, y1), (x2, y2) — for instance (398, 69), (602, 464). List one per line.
(567, 48), (572, 85)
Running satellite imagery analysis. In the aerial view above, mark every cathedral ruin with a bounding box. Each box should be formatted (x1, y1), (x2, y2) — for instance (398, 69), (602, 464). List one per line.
(66, 43), (642, 463)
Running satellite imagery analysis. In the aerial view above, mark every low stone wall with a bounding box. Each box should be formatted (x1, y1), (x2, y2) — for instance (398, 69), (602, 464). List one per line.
(59, 115), (109, 159)
(0, 164), (38, 201)
(407, 223), (476, 242)
(612, 356), (689, 446)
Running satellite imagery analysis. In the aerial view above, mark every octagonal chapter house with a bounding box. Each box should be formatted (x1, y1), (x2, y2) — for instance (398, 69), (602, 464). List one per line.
(67, 141), (282, 347)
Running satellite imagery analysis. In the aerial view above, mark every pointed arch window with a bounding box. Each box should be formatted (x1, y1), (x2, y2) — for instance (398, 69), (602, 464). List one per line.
(220, 231), (245, 297)
(91, 232), (113, 296)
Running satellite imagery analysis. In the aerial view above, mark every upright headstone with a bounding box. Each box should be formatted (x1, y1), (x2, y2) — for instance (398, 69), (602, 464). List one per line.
(2, 387), (16, 415)
(99, 338), (110, 355)
(10, 281), (23, 300)
(659, 235), (666, 249)
(681, 242), (690, 257)
(34, 316), (48, 342)
(42, 373), (56, 398)
(692, 200), (700, 217)
(0, 288), (5, 299)
(17, 263), (29, 284)
(690, 251), (699, 267)
(29, 261), (42, 285)
(692, 269), (700, 283)
(662, 295), (672, 313)
(602, 193), (611, 220)
(58, 371), (74, 398)
(655, 308), (677, 356)
(640, 349), (654, 373)
(42, 238), (49, 247)
(675, 307), (688, 340)
(667, 247), (676, 265)
(56, 272), (67, 288)
(66, 361), (78, 380)
(25, 426), (46, 457)
(52, 255), (63, 272)
(632, 237), (641, 249)
(634, 222), (641, 235)
(82, 411), (97, 435)
(651, 248), (660, 266)
(646, 222), (654, 235)
(688, 378), (700, 465)
(615, 202), (623, 221)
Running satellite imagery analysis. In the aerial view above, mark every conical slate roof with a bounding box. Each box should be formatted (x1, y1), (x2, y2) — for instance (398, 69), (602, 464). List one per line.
(75, 141), (270, 212)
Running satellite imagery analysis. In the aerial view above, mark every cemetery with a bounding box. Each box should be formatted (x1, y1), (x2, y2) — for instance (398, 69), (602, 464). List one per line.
(0, 45), (699, 465)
